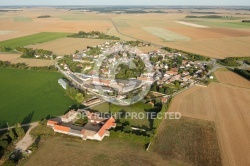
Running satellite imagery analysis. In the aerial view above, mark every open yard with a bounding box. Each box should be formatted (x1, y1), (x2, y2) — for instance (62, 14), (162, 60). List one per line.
(90, 102), (161, 129)
(29, 38), (108, 55)
(0, 32), (70, 48)
(0, 68), (75, 127)
(152, 117), (221, 166)
(167, 83), (250, 166)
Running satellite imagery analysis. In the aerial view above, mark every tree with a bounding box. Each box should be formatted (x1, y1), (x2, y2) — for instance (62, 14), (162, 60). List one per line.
(165, 88), (173, 95)
(123, 125), (132, 133)
(14, 124), (25, 138)
(189, 68), (194, 75)
(75, 93), (84, 103)
(0, 140), (8, 149)
(8, 129), (16, 141)
(159, 87), (165, 94)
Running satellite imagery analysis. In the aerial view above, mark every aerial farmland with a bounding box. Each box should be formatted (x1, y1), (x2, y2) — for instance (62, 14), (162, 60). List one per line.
(0, 4), (250, 166)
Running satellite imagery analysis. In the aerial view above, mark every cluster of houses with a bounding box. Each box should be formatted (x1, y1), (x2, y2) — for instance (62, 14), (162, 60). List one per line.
(47, 109), (116, 141)
(146, 51), (207, 87)
(58, 41), (210, 102)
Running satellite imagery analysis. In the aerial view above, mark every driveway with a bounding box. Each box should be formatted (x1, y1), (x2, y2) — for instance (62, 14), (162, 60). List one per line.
(15, 122), (39, 151)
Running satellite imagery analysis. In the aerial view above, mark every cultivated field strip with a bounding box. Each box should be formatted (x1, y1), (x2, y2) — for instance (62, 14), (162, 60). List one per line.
(176, 21), (209, 28)
(141, 27), (190, 41)
(215, 70), (250, 88)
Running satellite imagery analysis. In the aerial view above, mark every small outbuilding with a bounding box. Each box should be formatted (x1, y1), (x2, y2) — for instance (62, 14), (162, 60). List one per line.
(58, 78), (69, 89)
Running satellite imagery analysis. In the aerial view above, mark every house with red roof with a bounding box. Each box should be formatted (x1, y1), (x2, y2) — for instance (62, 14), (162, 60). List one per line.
(53, 125), (71, 134)
(47, 110), (116, 141)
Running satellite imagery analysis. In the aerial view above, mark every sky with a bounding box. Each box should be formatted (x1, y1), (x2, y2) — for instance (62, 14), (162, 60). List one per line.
(0, 0), (250, 6)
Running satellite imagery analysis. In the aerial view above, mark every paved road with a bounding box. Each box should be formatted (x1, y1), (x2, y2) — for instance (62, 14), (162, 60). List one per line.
(15, 122), (38, 151)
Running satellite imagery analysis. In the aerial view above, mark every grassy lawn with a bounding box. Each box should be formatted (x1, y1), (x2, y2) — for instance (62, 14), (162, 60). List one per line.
(151, 117), (222, 166)
(90, 102), (161, 129)
(22, 135), (178, 166)
(13, 17), (32, 22)
(0, 68), (75, 127)
(0, 32), (71, 48)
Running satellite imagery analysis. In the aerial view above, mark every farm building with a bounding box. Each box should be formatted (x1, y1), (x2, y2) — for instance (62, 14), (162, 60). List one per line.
(47, 109), (116, 141)
(58, 78), (69, 89)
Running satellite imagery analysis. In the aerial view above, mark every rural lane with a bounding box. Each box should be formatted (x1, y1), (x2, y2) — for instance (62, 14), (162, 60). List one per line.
(15, 122), (38, 151)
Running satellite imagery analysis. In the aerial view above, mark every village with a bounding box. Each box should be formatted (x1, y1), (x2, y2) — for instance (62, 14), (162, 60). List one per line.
(50, 40), (215, 140)
(56, 40), (212, 101)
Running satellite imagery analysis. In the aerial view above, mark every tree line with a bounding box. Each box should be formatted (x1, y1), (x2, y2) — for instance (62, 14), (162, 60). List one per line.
(0, 124), (25, 165)
(0, 60), (57, 71)
(16, 47), (56, 59)
(161, 47), (210, 61)
(68, 31), (120, 40)
(233, 68), (250, 80)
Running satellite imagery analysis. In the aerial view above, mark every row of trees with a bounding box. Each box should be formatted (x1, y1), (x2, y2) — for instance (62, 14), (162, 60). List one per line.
(234, 68), (250, 80)
(68, 31), (120, 40)
(162, 47), (210, 61)
(16, 47), (55, 59)
(218, 58), (239, 66)
(0, 47), (12, 52)
(37, 15), (51, 18)
(0, 124), (25, 163)
(65, 85), (85, 103)
(242, 20), (250, 23)
(186, 15), (226, 18)
(0, 60), (57, 71)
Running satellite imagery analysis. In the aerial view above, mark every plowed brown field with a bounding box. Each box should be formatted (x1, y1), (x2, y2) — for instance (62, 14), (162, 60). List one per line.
(215, 70), (250, 88)
(204, 28), (250, 37)
(168, 83), (250, 166)
(165, 37), (250, 59)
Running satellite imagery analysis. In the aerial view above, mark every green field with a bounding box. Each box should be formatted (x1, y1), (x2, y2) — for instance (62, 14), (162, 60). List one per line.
(13, 17), (32, 22)
(0, 32), (70, 48)
(142, 27), (190, 41)
(0, 68), (75, 127)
